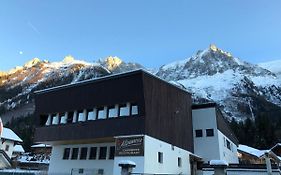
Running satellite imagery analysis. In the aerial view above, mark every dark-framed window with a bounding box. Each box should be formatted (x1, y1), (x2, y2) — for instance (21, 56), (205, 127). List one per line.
(87, 109), (96, 120)
(97, 107), (106, 119)
(178, 157), (182, 167)
(77, 110), (84, 122)
(99, 147), (107, 160)
(119, 104), (129, 117)
(131, 104), (139, 115)
(63, 148), (70, 160)
(226, 139), (231, 150)
(206, 129), (214, 137)
(5, 145), (9, 152)
(89, 147), (97, 160)
(108, 106), (117, 118)
(109, 146), (115, 159)
(195, 129), (203, 137)
(158, 152), (163, 164)
(80, 147), (88, 160)
(71, 148), (79, 160)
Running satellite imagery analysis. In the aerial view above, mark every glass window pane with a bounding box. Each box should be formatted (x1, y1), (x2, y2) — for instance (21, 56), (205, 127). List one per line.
(71, 148), (79, 160)
(99, 147), (107, 160)
(119, 106), (129, 116)
(131, 105), (138, 115)
(45, 115), (51, 126)
(89, 147), (97, 159)
(78, 111), (85, 122)
(63, 148), (70, 160)
(195, 130), (203, 137)
(109, 146), (115, 159)
(206, 129), (214, 137)
(80, 147), (88, 160)
(97, 108), (105, 119)
(108, 107), (117, 118)
(52, 114), (59, 125)
(60, 113), (67, 124)
(88, 110), (96, 120)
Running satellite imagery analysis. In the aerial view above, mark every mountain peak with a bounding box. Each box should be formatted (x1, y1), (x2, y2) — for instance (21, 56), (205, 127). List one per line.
(209, 44), (219, 52)
(24, 58), (41, 68)
(103, 56), (123, 71)
(62, 55), (75, 63)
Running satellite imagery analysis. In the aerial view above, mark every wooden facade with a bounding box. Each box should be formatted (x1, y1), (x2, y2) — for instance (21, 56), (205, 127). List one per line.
(34, 70), (193, 152)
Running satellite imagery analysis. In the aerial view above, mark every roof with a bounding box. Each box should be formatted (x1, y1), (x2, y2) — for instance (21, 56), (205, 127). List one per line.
(34, 69), (191, 95)
(2, 127), (22, 142)
(13, 145), (25, 153)
(31, 144), (51, 148)
(192, 103), (217, 109)
(238, 144), (268, 158)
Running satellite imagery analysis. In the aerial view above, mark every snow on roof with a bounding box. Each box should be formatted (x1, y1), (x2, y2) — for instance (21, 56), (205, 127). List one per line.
(238, 144), (268, 158)
(210, 160), (229, 166)
(31, 144), (51, 148)
(13, 145), (25, 153)
(1, 127), (22, 142)
(118, 160), (136, 166)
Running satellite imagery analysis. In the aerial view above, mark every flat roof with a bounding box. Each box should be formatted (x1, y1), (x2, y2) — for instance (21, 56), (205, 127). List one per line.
(34, 69), (191, 95)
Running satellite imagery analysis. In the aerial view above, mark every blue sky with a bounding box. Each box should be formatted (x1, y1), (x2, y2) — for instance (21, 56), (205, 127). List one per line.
(1, 0), (281, 71)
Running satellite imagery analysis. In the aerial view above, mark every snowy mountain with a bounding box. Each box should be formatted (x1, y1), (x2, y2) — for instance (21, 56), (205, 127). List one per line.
(0, 45), (281, 123)
(157, 45), (281, 121)
(259, 60), (281, 75)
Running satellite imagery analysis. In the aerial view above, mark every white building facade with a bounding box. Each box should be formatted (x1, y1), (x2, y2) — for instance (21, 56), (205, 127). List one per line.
(192, 103), (239, 164)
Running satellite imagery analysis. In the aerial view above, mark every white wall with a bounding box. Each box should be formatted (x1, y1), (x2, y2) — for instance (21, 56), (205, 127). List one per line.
(192, 107), (239, 164)
(192, 108), (220, 162)
(143, 135), (191, 175)
(2, 140), (15, 158)
(217, 130), (239, 163)
(48, 142), (115, 175)
(113, 135), (192, 175)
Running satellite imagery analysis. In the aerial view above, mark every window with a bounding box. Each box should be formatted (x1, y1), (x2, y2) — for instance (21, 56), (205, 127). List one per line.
(60, 113), (67, 124)
(5, 145), (9, 152)
(45, 115), (51, 126)
(97, 108), (106, 119)
(78, 110), (85, 122)
(158, 152), (163, 164)
(52, 114), (59, 125)
(109, 146), (115, 159)
(178, 157), (182, 167)
(131, 104), (139, 115)
(108, 106), (117, 118)
(80, 147), (88, 160)
(63, 148), (70, 160)
(99, 147), (107, 160)
(71, 148), (79, 160)
(87, 109), (96, 120)
(206, 129), (214, 137)
(119, 104), (129, 116)
(226, 140), (231, 150)
(89, 147), (97, 159)
(195, 129), (203, 137)
(67, 112), (74, 123)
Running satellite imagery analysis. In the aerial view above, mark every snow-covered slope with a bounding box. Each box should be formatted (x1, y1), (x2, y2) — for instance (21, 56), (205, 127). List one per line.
(259, 59), (281, 75)
(0, 56), (142, 118)
(0, 46), (281, 122)
(157, 45), (281, 121)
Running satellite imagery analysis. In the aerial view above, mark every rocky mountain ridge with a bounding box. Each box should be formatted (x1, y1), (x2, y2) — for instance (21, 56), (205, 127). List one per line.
(0, 45), (281, 123)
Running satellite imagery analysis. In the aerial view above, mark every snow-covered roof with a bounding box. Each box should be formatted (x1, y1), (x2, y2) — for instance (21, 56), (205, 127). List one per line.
(1, 127), (22, 142)
(238, 144), (268, 158)
(31, 144), (51, 148)
(13, 145), (25, 153)
(210, 160), (229, 166)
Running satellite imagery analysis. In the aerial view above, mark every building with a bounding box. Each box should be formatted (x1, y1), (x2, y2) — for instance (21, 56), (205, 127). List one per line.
(12, 145), (25, 159)
(0, 127), (23, 168)
(34, 70), (196, 175)
(31, 144), (52, 155)
(192, 103), (239, 164)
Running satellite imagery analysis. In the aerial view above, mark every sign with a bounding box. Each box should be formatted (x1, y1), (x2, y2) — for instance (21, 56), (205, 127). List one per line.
(115, 136), (144, 156)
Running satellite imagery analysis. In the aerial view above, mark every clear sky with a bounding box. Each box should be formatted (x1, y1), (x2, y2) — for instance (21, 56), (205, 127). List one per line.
(1, 0), (281, 71)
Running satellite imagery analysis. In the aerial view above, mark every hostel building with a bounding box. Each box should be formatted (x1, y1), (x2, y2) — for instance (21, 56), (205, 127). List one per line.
(34, 70), (195, 175)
